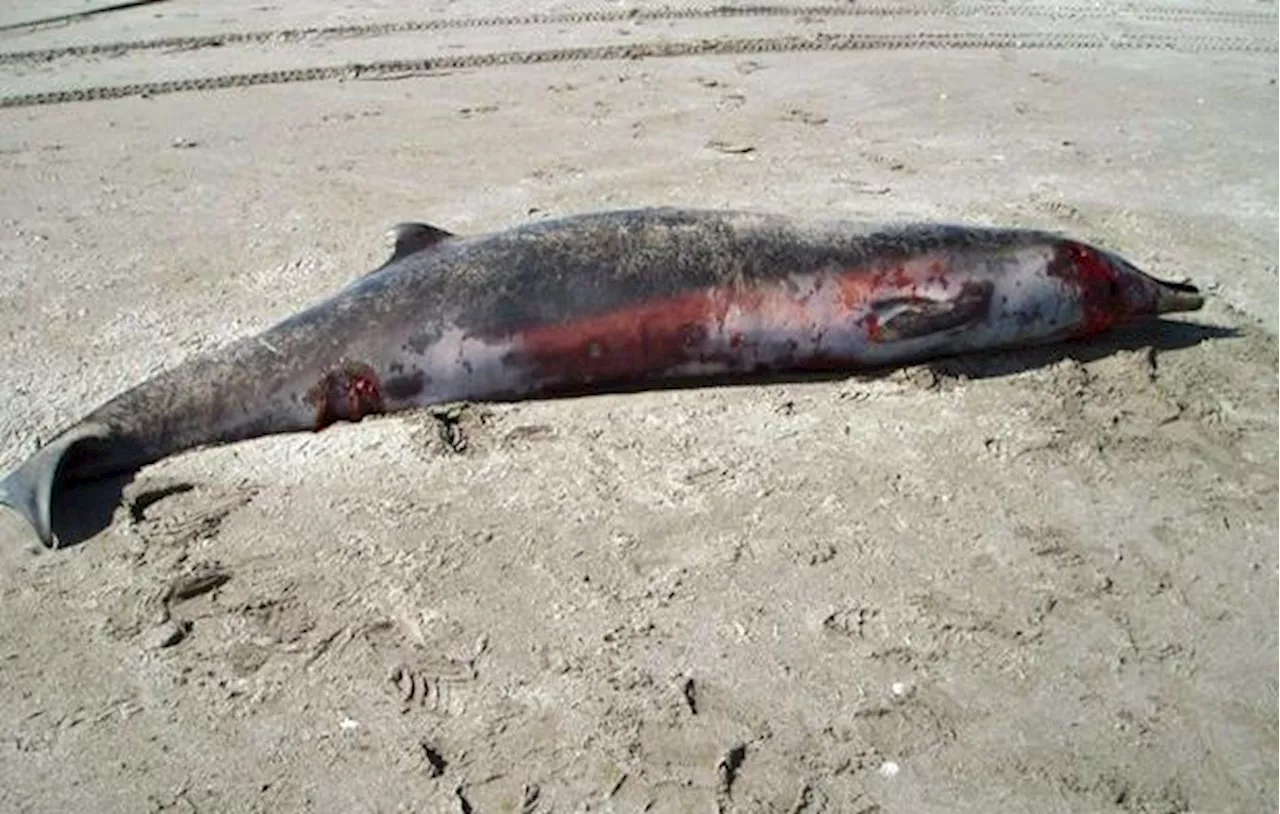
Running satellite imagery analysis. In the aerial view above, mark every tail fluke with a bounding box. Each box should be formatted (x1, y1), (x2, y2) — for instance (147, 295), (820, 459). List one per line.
(0, 423), (110, 549)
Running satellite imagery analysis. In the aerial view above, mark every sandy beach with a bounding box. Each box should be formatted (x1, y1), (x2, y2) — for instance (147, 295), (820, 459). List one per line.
(0, 2), (1276, 812)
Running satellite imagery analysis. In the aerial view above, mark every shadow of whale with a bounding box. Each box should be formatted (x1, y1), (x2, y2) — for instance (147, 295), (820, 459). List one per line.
(921, 317), (1239, 381)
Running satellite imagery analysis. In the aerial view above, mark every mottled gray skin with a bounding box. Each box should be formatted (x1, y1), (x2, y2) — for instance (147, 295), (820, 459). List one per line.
(0, 207), (1202, 548)
(420, 209), (1040, 328)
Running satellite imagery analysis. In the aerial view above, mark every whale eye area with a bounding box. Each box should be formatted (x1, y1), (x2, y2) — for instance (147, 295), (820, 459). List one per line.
(310, 362), (385, 430)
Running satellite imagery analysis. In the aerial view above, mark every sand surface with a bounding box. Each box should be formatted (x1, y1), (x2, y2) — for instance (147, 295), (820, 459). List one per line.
(0, 1), (1276, 812)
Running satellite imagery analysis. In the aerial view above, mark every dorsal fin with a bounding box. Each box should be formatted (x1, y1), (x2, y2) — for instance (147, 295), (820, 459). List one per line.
(358, 222), (459, 283)
(384, 221), (456, 265)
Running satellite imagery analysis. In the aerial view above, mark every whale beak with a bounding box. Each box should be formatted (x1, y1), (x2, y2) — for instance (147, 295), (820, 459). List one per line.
(1155, 279), (1204, 315)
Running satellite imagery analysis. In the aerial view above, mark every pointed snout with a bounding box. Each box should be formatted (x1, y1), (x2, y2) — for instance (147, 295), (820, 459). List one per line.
(1098, 247), (1206, 318)
(1154, 279), (1205, 315)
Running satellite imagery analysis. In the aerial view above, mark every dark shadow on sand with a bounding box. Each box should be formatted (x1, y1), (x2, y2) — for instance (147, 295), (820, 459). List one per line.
(921, 318), (1239, 381)
(51, 478), (201, 551)
(49, 472), (137, 550)
(41, 317), (1237, 550)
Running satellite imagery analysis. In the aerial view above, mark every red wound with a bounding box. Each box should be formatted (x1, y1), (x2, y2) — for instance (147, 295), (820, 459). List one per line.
(1049, 243), (1122, 338)
(863, 312), (882, 341)
(311, 362), (385, 430)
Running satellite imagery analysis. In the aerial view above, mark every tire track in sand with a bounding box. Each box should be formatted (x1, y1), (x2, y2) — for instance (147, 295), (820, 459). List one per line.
(1, 30), (1274, 109)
